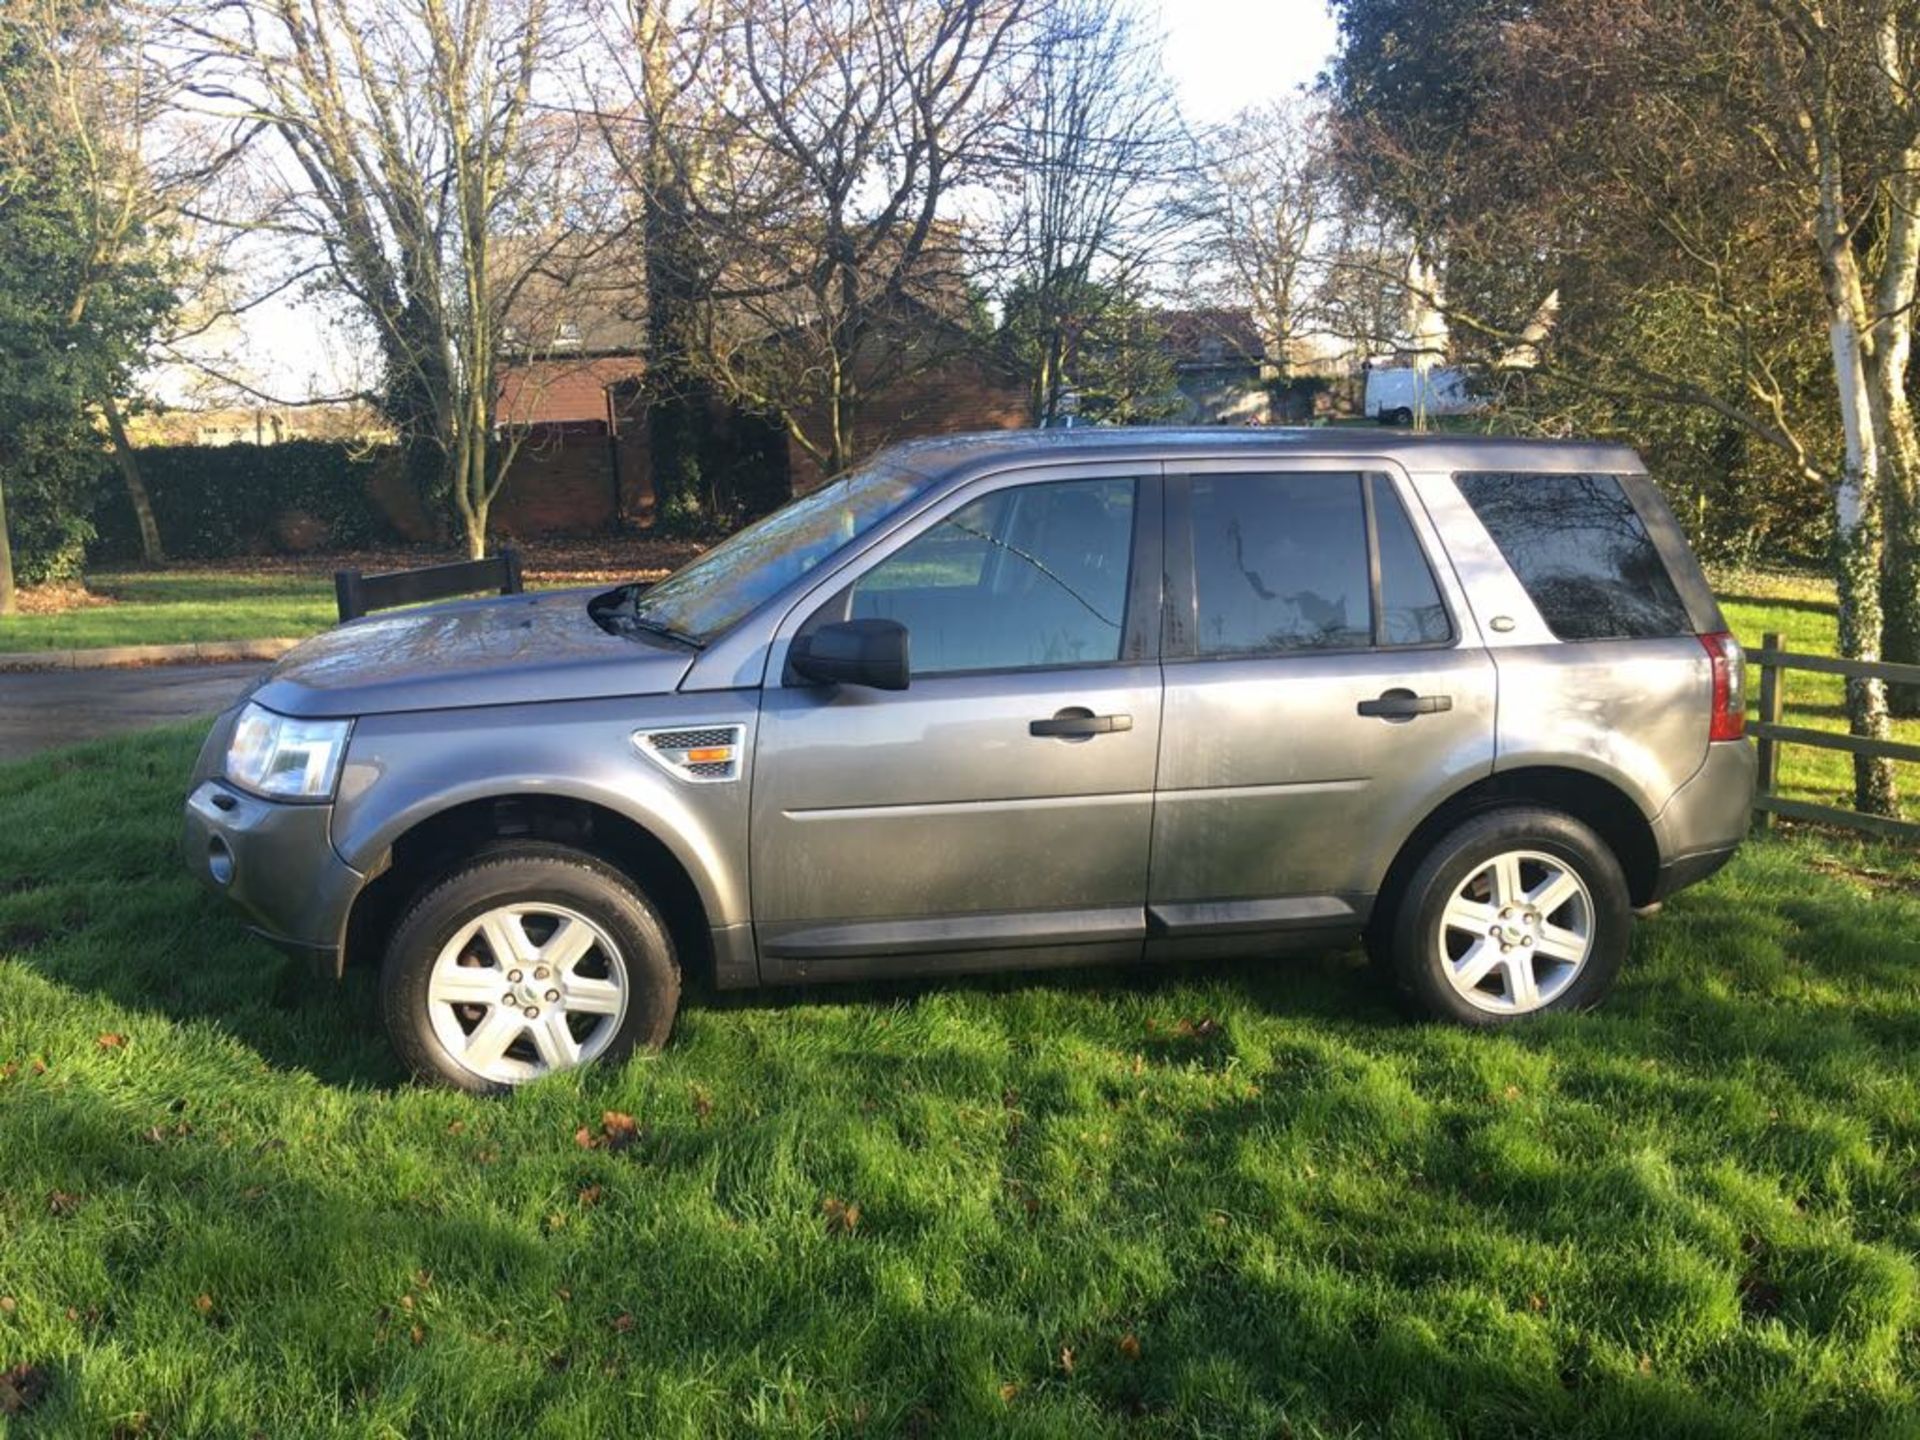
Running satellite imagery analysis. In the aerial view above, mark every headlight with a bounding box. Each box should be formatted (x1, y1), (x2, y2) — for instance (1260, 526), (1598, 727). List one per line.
(225, 702), (351, 800)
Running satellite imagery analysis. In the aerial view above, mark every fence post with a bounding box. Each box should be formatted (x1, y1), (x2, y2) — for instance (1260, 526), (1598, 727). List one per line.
(499, 545), (524, 596)
(334, 568), (365, 624)
(1755, 630), (1782, 831)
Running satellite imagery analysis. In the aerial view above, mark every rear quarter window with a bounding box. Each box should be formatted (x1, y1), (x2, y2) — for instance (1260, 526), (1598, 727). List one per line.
(1455, 472), (1693, 641)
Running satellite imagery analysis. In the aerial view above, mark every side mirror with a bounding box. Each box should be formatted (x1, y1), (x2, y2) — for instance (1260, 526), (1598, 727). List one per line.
(789, 618), (910, 691)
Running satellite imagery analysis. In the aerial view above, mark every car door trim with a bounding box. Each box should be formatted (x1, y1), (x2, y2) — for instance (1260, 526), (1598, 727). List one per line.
(759, 904), (1145, 960)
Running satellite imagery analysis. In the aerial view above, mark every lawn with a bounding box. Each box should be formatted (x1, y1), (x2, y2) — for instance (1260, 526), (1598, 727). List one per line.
(0, 541), (702, 655)
(3, 734), (1919, 1426)
(1717, 568), (1920, 822)
(0, 571), (339, 653)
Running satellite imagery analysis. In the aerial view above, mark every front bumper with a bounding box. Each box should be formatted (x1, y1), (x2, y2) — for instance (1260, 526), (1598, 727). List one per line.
(182, 780), (365, 977)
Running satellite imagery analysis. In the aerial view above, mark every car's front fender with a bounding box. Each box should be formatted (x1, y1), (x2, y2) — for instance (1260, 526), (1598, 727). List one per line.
(329, 694), (762, 933)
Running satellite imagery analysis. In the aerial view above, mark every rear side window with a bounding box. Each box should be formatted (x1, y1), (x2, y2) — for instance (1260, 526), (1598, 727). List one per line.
(1455, 472), (1692, 641)
(1190, 474), (1372, 654)
(1371, 474), (1453, 645)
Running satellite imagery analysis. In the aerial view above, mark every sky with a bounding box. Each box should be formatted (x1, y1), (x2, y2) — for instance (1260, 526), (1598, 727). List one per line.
(1155, 0), (1339, 128)
(176, 0), (1343, 407)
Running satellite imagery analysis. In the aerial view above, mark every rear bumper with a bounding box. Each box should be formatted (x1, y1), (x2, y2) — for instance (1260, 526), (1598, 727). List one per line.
(182, 780), (364, 978)
(1649, 738), (1756, 900)
(1648, 843), (1738, 902)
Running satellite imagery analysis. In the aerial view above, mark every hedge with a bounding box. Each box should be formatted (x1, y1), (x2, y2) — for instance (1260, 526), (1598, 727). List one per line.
(89, 440), (412, 562)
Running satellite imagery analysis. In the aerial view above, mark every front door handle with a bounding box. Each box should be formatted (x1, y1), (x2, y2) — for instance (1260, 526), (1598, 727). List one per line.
(1030, 710), (1133, 738)
(1357, 689), (1452, 720)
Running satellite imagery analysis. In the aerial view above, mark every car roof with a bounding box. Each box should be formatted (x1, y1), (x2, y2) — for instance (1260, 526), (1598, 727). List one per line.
(877, 425), (1646, 480)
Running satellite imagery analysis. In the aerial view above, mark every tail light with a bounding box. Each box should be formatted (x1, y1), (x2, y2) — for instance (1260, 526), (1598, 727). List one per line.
(1698, 631), (1745, 741)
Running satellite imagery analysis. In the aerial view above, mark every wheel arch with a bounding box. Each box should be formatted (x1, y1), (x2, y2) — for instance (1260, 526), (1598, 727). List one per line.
(341, 792), (717, 988)
(1370, 766), (1661, 933)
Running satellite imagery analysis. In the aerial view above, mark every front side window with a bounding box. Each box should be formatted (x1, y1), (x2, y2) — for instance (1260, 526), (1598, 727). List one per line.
(1456, 472), (1691, 641)
(1190, 473), (1372, 655)
(849, 477), (1138, 674)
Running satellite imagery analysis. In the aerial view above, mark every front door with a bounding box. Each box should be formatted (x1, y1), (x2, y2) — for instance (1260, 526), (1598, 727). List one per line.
(1150, 464), (1497, 949)
(751, 467), (1163, 979)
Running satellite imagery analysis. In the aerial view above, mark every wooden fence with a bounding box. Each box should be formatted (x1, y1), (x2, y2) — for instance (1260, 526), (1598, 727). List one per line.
(1750, 630), (1920, 842)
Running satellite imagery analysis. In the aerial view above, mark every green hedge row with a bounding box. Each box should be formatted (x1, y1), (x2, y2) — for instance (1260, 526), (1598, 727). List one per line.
(89, 441), (411, 562)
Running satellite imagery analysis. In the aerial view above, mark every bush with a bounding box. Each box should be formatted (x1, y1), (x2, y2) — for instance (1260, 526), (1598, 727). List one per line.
(3, 422), (100, 585)
(90, 441), (404, 562)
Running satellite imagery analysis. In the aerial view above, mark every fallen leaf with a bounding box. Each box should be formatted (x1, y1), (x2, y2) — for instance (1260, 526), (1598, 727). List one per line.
(578, 1183), (604, 1208)
(600, 1111), (640, 1151)
(409, 1323), (425, 1347)
(1118, 1332), (1141, 1361)
(611, 1312), (634, 1333)
(574, 1125), (596, 1149)
(47, 1190), (82, 1218)
(822, 1195), (862, 1235)
(446, 1119), (467, 1136)
(474, 1146), (499, 1165)
(1058, 1345), (1074, 1375)
(0, 1363), (49, 1416)
(1528, 1293), (1547, 1313)
(999, 1383), (1019, 1403)
(194, 1294), (214, 1315)
(110, 1412), (149, 1439)
(689, 1085), (714, 1121)
(1503, 1085), (1522, 1102)
(0, 1296), (14, 1314)
(96, 1033), (126, 1050)
(1637, 1352), (1654, 1376)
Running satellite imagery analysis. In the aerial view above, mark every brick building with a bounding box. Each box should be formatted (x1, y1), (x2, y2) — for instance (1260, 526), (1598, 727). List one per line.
(493, 337), (1030, 535)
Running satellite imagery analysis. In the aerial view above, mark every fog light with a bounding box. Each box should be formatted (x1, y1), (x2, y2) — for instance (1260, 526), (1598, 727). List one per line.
(207, 836), (234, 886)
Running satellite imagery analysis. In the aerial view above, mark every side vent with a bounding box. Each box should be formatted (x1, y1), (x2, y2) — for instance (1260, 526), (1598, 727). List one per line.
(632, 725), (747, 784)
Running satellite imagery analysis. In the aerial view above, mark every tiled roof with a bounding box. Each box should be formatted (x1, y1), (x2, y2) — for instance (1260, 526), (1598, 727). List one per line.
(497, 356), (647, 428)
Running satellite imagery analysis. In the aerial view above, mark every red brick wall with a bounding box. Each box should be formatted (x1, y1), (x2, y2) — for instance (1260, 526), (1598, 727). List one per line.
(494, 426), (621, 537)
(787, 354), (1031, 493)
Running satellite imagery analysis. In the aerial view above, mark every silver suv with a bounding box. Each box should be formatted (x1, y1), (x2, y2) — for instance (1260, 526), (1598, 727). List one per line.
(183, 430), (1754, 1091)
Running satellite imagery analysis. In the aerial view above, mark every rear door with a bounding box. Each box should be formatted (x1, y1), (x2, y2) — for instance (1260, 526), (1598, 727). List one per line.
(1149, 461), (1497, 948)
(750, 465), (1164, 978)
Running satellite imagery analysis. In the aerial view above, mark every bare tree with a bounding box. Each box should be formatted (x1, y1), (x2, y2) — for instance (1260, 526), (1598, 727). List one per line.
(678, 0), (1030, 483)
(175, 0), (617, 557)
(1200, 97), (1334, 382)
(994, 0), (1185, 425)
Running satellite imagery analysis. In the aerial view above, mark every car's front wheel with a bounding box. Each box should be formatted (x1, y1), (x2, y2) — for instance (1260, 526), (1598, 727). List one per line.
(1379, 807), (1631, 1025)
(380, 844), (680, 1092)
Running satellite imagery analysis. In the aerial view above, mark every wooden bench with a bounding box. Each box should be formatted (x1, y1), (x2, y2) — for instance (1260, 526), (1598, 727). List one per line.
(333, 547), (524, 624)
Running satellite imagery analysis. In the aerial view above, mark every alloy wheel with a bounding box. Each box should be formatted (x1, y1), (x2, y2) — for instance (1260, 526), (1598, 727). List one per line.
(425, 903), (629, 1084)
(1436, 849), (1594, 1015)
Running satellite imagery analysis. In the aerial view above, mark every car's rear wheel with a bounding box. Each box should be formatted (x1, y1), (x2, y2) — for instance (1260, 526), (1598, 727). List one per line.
(380, 844), (679, 1092)
(1380, 807), (1631, 1026)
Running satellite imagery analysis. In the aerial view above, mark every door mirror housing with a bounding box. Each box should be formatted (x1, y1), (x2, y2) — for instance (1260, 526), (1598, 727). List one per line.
(789, 618), (910, 691)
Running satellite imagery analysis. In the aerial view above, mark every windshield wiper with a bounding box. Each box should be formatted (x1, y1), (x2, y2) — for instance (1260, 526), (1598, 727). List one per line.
(588, 583), (706, 649)
(626, 613), (705, 650)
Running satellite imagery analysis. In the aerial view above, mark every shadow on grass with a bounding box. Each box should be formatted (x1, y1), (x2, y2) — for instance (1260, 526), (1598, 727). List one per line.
(1720, 591), (1838, 620)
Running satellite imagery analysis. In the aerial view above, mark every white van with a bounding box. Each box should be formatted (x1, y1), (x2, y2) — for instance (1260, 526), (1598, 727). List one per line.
(1365, 366), (1483, 424)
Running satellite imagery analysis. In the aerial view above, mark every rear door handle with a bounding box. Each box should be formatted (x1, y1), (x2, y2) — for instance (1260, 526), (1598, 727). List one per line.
(1030, 711), (1133, 738)
(1357, 690), (1452, 720)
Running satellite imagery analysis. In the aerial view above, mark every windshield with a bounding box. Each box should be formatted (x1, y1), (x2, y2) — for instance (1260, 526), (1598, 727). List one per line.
(626, 463), (930, 642)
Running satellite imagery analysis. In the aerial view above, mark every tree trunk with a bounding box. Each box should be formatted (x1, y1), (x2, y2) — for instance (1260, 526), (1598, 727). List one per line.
(101, 391), (163, 566)
(0, 477), (15, 616)
(1827, 308), (1899, 815)
(1872, 339), (1920, 715)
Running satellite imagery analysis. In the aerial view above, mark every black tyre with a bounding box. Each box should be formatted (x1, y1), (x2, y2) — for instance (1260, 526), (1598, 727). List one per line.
(1379, 807), (1631, 1026)
(380, 843), (680, 1092)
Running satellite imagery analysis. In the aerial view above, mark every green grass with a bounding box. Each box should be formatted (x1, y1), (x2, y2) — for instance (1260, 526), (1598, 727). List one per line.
(1717, 568), (1920, 821)
(0, 572), (337, 653)
(4, 722), (1920, 1435)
